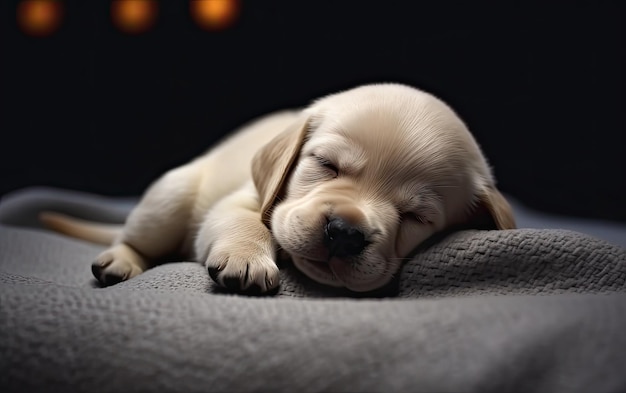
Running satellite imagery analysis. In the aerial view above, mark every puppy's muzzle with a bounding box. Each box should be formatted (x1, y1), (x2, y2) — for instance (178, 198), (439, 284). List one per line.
(324, 217), (366, 258)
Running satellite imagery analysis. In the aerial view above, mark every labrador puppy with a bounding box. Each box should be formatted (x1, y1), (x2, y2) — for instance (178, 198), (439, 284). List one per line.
(42, 83), (515, 294)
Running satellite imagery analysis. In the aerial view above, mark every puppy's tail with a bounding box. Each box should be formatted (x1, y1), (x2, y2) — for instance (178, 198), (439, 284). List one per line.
(39, 211), (122, 245)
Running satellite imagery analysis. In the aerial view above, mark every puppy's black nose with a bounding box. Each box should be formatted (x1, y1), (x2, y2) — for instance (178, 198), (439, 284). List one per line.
(324, 218), (366, 258)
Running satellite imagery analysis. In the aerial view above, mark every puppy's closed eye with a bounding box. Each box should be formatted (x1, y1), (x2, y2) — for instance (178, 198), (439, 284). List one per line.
(397, 191), (443, 225)
(400, 212), (432, 225)
(312, 155), (339, 178)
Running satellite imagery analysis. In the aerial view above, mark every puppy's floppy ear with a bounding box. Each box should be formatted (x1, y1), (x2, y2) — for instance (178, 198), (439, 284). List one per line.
(252, 115), (310, 227)
(470, 185), (517, 230)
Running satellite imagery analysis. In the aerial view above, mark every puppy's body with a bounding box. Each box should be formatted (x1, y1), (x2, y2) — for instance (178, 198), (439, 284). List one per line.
(43, 84), (515, 293)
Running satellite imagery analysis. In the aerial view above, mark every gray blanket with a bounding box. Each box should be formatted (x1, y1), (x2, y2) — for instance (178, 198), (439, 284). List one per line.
(1, 189), (626, 392)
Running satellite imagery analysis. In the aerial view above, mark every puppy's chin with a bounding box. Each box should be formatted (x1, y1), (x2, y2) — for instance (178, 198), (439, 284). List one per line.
(291, 256), (344, 287)
(290, 255), (396, 292)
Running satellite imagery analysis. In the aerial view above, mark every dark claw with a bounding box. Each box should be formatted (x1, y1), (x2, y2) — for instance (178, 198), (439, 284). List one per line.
(91, 263), (103, 280)
(102, 272), (124, 286)
(207, 266), (221, 283)
(91, 263), (122, 286)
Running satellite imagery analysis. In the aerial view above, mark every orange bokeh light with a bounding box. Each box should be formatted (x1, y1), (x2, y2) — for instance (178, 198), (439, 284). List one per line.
(190, 0), (240, 31)
(111, 0), (158, 35)
(17, 0), (64, 37)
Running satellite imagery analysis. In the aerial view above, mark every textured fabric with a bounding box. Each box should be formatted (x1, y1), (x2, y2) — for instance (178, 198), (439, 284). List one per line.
(2, 187), (626, 392)
(2, 224), (626, 393)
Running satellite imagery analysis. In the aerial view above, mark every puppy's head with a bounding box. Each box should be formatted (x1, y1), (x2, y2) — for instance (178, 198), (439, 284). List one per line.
(253, 84), (515, 292)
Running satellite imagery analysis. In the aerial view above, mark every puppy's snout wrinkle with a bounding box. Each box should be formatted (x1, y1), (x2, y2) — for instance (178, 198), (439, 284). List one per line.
(324, 217), (366, 258)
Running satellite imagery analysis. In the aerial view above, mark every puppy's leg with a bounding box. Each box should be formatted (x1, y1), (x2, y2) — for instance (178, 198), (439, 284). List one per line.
(195, 181), (279, 294)
(93, 164), (201, 285)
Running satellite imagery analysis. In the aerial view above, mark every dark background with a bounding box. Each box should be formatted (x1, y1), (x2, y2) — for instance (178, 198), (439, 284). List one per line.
(2, 1), (624, 221)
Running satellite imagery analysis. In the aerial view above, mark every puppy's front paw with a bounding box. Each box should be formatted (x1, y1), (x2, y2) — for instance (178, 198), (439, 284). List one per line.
(206, 246), (280, 295)
(92, 244), (146, 286)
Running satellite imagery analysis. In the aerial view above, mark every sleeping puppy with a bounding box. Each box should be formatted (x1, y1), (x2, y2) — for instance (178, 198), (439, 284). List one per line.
(42, 83), (516, 293)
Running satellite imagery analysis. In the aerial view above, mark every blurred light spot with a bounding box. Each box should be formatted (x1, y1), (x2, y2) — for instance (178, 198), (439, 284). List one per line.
(190, 0), (240, 31)
(17, 0), (64, 37)
(111, 0), (158, 35)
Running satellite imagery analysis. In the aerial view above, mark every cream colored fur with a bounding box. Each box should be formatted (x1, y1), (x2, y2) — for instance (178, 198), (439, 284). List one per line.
(42, 83), (515, 293)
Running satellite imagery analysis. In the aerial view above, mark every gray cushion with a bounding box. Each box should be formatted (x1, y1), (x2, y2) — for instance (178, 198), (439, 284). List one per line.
(1, 188), (626, 392)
